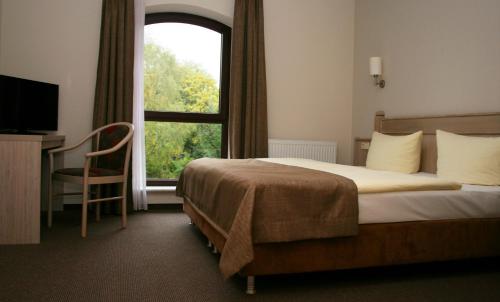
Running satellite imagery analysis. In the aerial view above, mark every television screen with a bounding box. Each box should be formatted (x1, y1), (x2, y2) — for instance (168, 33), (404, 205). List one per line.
(0, 74), (59, 133)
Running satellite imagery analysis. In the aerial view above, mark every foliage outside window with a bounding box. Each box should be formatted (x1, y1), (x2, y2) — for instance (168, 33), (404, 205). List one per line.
(144, 13), (230, 185)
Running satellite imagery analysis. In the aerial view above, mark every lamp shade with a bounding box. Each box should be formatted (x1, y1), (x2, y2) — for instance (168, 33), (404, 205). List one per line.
(369, 57), (382, 76)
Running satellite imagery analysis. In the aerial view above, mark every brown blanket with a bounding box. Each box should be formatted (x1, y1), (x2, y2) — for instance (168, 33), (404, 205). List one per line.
(176, 158), (359, 278)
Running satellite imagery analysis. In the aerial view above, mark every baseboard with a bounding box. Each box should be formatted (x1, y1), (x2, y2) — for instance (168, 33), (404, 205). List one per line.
(62, 203), (183, 211)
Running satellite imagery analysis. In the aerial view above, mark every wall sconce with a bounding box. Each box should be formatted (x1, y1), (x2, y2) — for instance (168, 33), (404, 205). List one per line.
(369, 57), (385, 88)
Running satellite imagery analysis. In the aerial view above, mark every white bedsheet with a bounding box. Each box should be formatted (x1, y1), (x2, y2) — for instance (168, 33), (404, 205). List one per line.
(359, 185), (500, 224)
(258, 158), (461, 193)
(259, 158), (500, 224)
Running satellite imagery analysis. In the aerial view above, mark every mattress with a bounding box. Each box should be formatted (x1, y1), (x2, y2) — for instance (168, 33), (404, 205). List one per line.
(259, 158), (500, 224)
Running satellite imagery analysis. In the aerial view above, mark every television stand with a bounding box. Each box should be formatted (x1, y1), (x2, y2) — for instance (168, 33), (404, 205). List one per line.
(0, 134), (65, 244)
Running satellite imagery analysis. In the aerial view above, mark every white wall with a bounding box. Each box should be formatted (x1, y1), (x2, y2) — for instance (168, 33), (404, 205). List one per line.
(0, 0), (3, 60)
(353, 0), (500, 138)
(2, 0), (498, 201)
(145, 0), (233, 25)
(0, 0), (102, 168)
(0, 0), (356, 206)
(265, 0), (355, 164)
(144, 0), (354, 203)
(0, 0), (356, 167)
(145, 0), (356, 164)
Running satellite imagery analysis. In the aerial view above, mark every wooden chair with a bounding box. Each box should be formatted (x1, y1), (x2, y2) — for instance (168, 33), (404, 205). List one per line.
(47, 122), (134, 237)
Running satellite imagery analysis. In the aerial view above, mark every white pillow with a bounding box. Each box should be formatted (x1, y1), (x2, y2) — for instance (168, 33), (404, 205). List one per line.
(436, 130), (500, 185)
(366, 131), (423, 174)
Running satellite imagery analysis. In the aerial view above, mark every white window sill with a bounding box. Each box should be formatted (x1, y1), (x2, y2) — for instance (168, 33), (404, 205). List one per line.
(146, 186), (176, 192)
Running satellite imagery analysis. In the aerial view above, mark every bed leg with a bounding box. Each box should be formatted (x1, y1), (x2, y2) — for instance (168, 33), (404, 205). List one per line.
(207, 240), (212, 248)
(246, 276), (256, 295)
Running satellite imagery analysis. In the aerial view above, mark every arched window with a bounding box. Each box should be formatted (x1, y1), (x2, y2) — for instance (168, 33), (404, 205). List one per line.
(144, 13), (231, 186)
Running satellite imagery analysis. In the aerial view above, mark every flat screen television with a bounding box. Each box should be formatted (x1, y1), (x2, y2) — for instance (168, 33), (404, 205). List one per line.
(0, 74), (59, 134)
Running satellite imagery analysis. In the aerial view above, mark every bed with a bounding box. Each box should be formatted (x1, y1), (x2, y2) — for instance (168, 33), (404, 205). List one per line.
(177, 111), (500, 294)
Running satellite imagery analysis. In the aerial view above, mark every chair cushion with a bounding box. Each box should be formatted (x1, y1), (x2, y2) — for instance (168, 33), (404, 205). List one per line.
(54, 168), (123, 177)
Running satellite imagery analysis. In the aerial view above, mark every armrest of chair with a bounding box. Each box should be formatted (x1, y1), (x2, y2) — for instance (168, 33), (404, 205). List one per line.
(48, 131), (97, 173)
(48, 132), (97, 155)
(48, 144), (83, 154)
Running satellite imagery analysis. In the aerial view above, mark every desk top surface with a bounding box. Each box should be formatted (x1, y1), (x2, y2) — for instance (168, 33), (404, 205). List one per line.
(0, 134), (65, 142)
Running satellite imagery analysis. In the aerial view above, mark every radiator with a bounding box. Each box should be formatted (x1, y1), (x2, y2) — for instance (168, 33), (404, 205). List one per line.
(268, 139), (337, 163)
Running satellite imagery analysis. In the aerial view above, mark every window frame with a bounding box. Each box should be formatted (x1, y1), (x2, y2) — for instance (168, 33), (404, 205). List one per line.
(144, 12), (231, 186)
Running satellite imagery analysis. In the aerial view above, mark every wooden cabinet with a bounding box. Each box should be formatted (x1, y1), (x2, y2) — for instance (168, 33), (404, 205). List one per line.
(0, 134), (64, 244)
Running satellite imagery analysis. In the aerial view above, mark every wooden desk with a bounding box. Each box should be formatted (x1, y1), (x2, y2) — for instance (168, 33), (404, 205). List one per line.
(0, 134), (65, 244)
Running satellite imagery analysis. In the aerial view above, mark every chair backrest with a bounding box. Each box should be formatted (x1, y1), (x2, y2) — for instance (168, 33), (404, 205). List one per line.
(94, 122), (134, 172)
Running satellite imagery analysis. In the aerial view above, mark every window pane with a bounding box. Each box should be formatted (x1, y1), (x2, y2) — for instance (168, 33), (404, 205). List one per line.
(145, 121), (222, 179)
(144, 23), (222, 113)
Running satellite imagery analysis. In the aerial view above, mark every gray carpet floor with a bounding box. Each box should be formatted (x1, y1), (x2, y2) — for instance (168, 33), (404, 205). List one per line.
(0, 209), (499, 302)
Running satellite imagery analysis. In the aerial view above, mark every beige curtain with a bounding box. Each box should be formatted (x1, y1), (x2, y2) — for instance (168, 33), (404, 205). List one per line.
(93, 0), (135, 211)
(229, 0), (269, 158)
(93, 0), (134, 126)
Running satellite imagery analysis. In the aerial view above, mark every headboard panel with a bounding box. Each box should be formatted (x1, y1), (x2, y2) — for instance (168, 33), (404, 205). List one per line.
(372, 111), (500, 173)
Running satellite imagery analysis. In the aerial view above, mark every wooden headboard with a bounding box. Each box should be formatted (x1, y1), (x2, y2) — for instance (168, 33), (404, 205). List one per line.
(354, 111), (500, 173)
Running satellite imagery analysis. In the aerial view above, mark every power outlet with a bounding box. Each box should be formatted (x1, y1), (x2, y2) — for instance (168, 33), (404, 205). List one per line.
(360, 142), (370, 150)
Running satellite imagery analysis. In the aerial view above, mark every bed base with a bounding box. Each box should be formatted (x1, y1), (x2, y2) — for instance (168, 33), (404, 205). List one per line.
(184, 199), (500, 294)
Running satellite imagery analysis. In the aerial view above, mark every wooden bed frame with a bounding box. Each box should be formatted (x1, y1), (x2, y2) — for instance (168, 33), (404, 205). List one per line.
(183, 111), (500, 294)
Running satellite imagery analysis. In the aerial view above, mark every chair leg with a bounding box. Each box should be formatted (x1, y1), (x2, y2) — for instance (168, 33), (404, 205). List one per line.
(121, 183), (127, 229)
(96, 202), (101, 222)
(81, 183), (89, 238)
(48, 176), (53, 228)
(246, 276), (256, 295)
(95, 185), (101, 222)
(121, 198), (127, 228)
